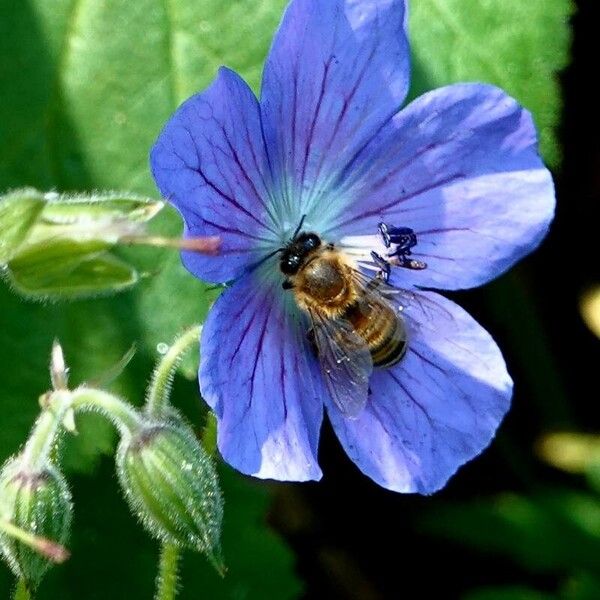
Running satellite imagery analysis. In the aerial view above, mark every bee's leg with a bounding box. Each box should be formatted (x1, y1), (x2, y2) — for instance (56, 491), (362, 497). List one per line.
(370, 251), (391, 283)
(282, 279), (294, 290)
(378, 222), (392, 248)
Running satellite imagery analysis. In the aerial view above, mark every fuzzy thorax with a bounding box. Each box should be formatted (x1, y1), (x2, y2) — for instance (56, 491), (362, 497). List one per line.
(290, 250), (358, 319)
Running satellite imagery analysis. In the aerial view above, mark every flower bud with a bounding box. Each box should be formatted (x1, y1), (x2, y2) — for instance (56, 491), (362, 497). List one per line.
(0, 458), (72, 587)
(1, 189), (163, 299)
(116, 421), (224, 571)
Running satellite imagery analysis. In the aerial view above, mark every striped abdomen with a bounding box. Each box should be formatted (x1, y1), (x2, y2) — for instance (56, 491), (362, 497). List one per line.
(343, 297), (407, 368)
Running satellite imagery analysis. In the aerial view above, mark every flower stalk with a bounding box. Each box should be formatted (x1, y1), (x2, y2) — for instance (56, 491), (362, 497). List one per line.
(19, 400), (68, 470)
(13, 579), (31, 600)
(146, 324), (201, 419)
(155, 543), (180, 600)
(68, 387), (143, 436)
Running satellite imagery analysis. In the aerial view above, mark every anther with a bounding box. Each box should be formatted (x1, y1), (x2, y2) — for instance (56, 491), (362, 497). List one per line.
(378, 223), (417, 254)
(377, 223), (428, 271)
(378, 222), (391, 248)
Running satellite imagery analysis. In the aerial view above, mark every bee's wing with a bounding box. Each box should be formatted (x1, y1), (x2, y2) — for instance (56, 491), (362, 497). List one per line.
(350, 269), (456, 334)
(308, 309), (373, 419)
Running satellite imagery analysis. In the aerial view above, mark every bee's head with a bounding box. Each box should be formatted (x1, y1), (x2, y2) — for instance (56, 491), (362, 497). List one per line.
(279, 232), (321, 275)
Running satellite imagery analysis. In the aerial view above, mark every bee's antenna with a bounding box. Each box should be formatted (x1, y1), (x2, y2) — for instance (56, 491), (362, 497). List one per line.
(243, 246), (285, 275)
(240, 214), (307, 278)
(291, 214), (307, 240)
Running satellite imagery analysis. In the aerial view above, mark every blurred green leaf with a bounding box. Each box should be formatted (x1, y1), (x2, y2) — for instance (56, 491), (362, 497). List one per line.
(0, 189), (45, 263)
(409, 0), (573, 166)
(537, 432), (600, 474)
(464, 574), (600, 600)
(0, 0), (297, 596)
(0, 0), (286, 469)
(562, 573), (600, 600)
(420, 490), (600, 574)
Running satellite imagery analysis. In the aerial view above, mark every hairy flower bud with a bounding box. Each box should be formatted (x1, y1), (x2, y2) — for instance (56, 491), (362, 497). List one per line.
(0, 458), (72, 587)
(116, 421), (224, 571)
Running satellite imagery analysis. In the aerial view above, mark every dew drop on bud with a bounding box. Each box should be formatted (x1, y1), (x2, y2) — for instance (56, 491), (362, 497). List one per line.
(156, 342), (169, 355)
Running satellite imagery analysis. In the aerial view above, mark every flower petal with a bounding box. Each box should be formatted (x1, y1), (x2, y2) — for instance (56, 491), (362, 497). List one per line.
(330, 84), (555, 290)
(200, 267), (325, 481)
(150, 67), (279, 283)
(260, 0), (410, 224)
(326, 290), (512, 493)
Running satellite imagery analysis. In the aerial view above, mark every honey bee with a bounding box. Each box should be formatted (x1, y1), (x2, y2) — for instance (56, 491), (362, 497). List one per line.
(280, 229), (409, 418)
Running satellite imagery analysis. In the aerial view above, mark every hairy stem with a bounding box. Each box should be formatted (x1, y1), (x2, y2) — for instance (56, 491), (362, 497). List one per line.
(146, 325), (201, 419)
(69, 387), (142, 436)
(155, 543), (180, 600)
(21, 392), (70, 469)
(13, 579), (31, 600)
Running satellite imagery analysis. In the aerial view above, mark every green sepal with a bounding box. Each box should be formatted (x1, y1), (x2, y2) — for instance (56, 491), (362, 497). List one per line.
(0, 189), (46, 263)
(5, 240), (138, 299)
(40, 192), (163, 226)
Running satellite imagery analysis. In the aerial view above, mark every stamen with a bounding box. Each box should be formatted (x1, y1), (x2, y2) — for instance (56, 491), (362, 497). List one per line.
(389, 255), (428, 270)
(370, 251), (391, 282)
(378, 222), (427, 271)
(378, 222), (417, 253)
(340, 222), (428, 280)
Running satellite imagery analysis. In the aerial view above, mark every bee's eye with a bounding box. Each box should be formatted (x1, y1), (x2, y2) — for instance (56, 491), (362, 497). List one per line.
(303, 233), (321, 250)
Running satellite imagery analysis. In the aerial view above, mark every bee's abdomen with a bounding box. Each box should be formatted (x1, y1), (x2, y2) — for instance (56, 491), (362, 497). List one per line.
(344, 299), (407, 368)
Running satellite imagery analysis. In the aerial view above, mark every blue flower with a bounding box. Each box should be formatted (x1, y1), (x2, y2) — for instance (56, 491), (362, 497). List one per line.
(150, 0), (555, 493)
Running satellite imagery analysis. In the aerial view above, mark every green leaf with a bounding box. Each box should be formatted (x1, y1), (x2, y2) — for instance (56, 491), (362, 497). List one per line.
(0, 0), (287, 404)
(0, 189), (45, 263)
(409, 0), (574, 166)
(562, 573), (600, 600)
